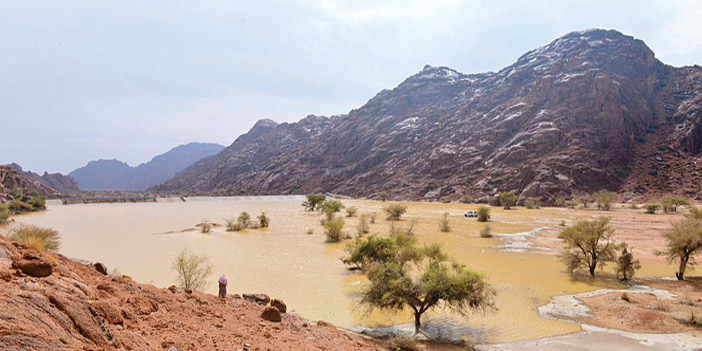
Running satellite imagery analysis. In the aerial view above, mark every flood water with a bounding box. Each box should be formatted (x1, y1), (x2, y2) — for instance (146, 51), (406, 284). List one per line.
(7, 197), (677, 343)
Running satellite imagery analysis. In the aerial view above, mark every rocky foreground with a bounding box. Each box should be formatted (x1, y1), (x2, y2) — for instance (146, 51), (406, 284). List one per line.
(0, 235), (384, 351)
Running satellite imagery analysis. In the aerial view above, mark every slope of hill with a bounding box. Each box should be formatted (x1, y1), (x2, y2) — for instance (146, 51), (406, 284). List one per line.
(69, 143), (224, 190)
(10, 164), (79, 195)
(155, 29), (702, 203)
(0, 165), (59, 202)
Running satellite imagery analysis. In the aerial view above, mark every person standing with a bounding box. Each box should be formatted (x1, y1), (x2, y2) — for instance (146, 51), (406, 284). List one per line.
(218, 274), (228, 298)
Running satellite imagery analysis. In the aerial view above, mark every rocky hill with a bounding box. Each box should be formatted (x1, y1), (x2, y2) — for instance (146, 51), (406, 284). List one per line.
(69, 142), (224, 190)
(0, 165), (60, 202)
(10, 164), (79, 195)
(154, 29), (702, 203)
(0, 235), (383, 351)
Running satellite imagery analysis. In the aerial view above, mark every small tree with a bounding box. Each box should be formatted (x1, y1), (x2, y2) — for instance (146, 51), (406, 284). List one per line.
(577, 195), (593, 208)
(439, 212), (450, 232)
(357, 213), (371, 236)
(302, 194), (326, 211)
(199, 219), (212, 233)
(479, 225), (492, 238)
(594, 190), (618, 211)
(258, 212), (269, 228)
(615, 245), (641, 282)
(8, 224), (61, 252)
(477, 206), (491, 222)
(498, 192), (518, 210)
(361, 243), (495, 334)
(661, 196), (688, 213)
(342, 234), (417, 271)
(224, 218), (241, 231)
(323, 219), (346, 242)
(319, 199), (345, 221)
(644, 203), (660, 214)
(172, 249), (213, 291)
(27, 196), (46, 211)
(346, 206), (358, 218)
(237, 212), (251, 229)
(657, 218), (702, 280)
(384, 203), (408, 221)
(0, 204), (9, 224)
(461, 195), (472, 204)
(378, 191), (390, 202)
(559, 217), (618, 277)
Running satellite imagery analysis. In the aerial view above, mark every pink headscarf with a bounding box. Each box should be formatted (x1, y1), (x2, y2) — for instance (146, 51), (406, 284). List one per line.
(218, 274), (228, 286)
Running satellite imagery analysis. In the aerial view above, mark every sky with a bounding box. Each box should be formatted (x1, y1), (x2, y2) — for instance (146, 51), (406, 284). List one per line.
(2, 0), (702, 174)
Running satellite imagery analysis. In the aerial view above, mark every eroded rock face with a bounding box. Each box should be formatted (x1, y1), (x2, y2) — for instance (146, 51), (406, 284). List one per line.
(154, 29), (702, 203)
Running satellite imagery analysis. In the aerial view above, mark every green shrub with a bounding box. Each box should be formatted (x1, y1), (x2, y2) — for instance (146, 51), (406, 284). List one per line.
(258, 212), (269, 228)
(644, 203), (660, 214)
(615, 245), (641, 281)
(499, 192), (518, 209)
(237, 212), (251, 229)
(319, 199), (345, 221)
(439, 212), (450, 232)
(594, 190), (618, 211)
(346, 206), (358, 217)
(225, 218), (241, 231)
(9, 187), (24, 201)
(26, 196), (46, 211)
(553, 196), (566, 207)
(479, 225), (492, 238)
(323, 219), (346, 242)
(302, 194), (326, 211)
(0, 204), (9, 224)
(577, 195), (593, 208)
(8, 224), (61, 252)
(8, 200), (32, 214)
(661, 196), (689, 213)
(357, 213), (371, 236)
(477, 206), (491, 222)
(383, 203), (408, 221)
(461, 195), (472, 204)
(524, 199), (540, 209)
(171, 249), (212, 291)
(686, 206), (702, 219)
(378, 191), (389, 202)
(199, 219), (212, 233)
(370, 212), (377, 224)
(342, 234), (417, 271)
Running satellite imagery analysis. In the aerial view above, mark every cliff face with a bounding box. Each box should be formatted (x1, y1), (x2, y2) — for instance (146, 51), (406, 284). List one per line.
(69, 143), (225, 190)
(155, 29), (702, 202)
(10, 164), (79, 195)
(0, 235), (383, 351)
(0, 165), (59, 202)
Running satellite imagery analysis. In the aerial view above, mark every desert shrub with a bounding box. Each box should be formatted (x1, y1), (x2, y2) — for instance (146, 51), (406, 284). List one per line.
(0, 204), (9, 224)
(686, 206), (702, 219)
(26, 196), (46, 211)
(378, 191), (389, 202)
(615, 245), (641, 281)
(479, 225), (492, 238)
(389, 219), (417, 236)
(7, 224), (61, 252)
(461, 195), (472, 204)
(357, 213), (371, 236)
(594, 190), (618, 211)
(224, 218), (242, 231)
(499, 192), (517, 209)
(661, 196), (688, 213)
(237, 212), (251, 229)
(559, 217), (617, 276)
(370, 212), (377, 224)
(565, 201), (577, 209)
(171, 249), (213, 291)
(384, 203), (408, 221)
(524, 199), (540, 209)
(9, 187), (24, 200)
(199, 219), (212, 233)
(644, 203), (660, 214)
(553, 196), (566, 207)
(577, 195), (593, 208)
(8, 200), (32, 214)
(381, 336), (420, 351)
(258, 212), (269, 228)
(346, 206), (358, 218)
(477, 206), (491, 222)
(319, 199), (345, 221)
(560, 220), (566, 226)
(323, 219), (346, 242)
(302, 194), (326, 211)
(439, 212), (451, 232)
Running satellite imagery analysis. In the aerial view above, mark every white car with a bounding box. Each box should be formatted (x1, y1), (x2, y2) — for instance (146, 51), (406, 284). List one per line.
(464, 210), (477, 218)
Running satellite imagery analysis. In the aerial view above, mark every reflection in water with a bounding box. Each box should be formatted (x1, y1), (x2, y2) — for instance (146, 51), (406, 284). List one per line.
(8, 197), (676, 343)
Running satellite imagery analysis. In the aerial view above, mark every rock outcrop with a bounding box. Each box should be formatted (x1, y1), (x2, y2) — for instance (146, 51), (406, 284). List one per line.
(11, 163), (80, 195)
(0, 164), (59, 202)
(154, 29), (702, 203)
(0, 236), (383, 351)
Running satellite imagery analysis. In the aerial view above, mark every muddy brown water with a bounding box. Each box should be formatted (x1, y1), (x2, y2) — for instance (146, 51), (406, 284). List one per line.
(7, 197), (677, 343)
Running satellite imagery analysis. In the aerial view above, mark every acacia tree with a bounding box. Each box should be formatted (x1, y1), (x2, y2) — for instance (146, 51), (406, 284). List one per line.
(319, 199), (345, 221)
(384, 203), (408, 221)
(360, 243), (495, 334)
(302, 194), (326, 211)
(172, 249), (213, 291)
(498, 192), (517, 210)
(657, 218), (702, 280)
(594, 190), (618, 211)
(559, 217), (618, 277)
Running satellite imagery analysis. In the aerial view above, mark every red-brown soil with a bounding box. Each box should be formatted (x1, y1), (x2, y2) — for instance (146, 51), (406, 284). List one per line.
(0, 235), (384, 351)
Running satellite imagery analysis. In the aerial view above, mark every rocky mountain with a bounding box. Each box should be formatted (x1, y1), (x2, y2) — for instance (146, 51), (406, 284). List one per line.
(155, 29), (702, 203)
(69, 142), (224, 190)
(0, 165), (60, 202)
(10, 164), (79, 195)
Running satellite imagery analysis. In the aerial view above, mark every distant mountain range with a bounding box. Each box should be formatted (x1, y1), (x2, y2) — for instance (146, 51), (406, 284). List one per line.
(69, 142), (224, 190)
(10, 163), (80, 194)
(154, 29), (702, 202)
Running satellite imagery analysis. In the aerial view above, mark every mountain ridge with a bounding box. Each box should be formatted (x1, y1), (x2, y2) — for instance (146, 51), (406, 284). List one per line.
(154, 29), (702, 202)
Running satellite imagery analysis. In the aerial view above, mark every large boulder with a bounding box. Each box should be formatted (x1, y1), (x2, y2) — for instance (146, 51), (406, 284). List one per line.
(12, 254), (52, 277)
(260, 306), (281, 322)
(94, 262), (108, 275)
(271, 298), (287, 313)
(243, 293), (270, 304)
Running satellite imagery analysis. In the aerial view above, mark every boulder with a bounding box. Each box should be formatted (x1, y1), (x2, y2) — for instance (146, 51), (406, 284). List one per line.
(271, 298), (287, 313)
(12, 254), (52, 277)
(243, 293), (270, 304)
(260, 306), (281, 322)
(94, 262), (108, 275)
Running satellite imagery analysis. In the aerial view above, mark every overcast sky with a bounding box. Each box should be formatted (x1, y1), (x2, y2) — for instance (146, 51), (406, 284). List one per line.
(2, 1), (702, 174)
